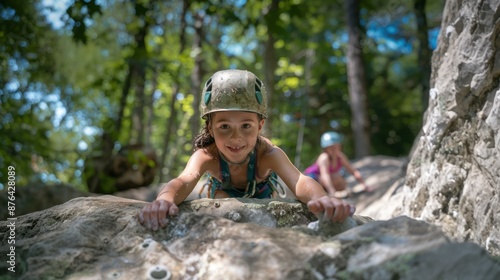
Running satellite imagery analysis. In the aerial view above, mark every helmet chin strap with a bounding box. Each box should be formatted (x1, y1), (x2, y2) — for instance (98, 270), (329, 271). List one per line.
(219, 150), (252, 166)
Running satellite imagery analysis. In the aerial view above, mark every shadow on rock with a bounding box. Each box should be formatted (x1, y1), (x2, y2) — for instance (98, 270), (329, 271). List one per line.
(1, 196), (498, 279)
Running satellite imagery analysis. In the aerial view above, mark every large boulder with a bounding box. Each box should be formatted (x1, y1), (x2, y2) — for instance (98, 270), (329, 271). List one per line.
(1, 196), (499, 279)
(382, 0), (500, 257)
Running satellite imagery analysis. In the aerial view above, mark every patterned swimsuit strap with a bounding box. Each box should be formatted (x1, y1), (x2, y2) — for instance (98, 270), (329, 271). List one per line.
(213, 148), (257, 197)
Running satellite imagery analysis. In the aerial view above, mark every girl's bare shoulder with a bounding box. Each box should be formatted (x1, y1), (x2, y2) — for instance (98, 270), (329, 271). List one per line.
(192, 144), (219, 169)
(257, 136), (280, 156)
(193, 144), (216, 157)
(257, 136), (293, 167)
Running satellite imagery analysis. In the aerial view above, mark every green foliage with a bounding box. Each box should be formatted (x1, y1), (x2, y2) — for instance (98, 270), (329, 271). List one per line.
(0, 0), (445, 189)
(0, 0), (59, 186)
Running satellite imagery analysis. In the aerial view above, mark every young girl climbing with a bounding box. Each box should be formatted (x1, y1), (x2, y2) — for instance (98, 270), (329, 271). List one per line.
(139, 69), (355, 231)
(304, 131), (371, 198)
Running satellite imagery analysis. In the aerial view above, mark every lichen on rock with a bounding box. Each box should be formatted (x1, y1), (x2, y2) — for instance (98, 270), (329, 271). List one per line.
(1, 196), (499, 279)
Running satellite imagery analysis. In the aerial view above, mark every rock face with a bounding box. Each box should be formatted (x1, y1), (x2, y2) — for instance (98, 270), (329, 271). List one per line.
(385, 0), (500, 257)
(1, 196), (499, 279)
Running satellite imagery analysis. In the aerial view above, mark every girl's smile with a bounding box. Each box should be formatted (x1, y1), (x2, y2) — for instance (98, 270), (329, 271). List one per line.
(227, 145), (246, 153)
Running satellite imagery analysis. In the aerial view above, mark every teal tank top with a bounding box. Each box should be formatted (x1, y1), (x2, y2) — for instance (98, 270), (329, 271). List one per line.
(204, 149), (286, 198)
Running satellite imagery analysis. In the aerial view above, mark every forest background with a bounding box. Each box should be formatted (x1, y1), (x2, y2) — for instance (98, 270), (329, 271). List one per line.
(0, 0), (444, 193)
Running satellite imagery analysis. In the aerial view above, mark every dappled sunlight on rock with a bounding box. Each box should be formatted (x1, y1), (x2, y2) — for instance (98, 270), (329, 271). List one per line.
(1, 196), (499, 279)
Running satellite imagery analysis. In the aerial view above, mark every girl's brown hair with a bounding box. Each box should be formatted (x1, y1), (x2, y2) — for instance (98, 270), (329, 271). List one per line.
(193, 115), (215, 150)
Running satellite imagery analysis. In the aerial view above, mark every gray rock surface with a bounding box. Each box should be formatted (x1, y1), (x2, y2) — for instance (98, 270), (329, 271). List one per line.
(381, 0), (500, 257)
(1, 196), (499, 279)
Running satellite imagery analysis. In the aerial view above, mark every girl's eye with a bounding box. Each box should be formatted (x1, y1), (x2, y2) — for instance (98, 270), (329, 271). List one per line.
(242, 123), (251, 129)
(220, 124), (230, 129)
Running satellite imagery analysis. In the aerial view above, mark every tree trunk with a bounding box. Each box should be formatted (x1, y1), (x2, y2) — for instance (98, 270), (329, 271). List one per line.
(130, 18), (149, 145)
(160, 85), (180, 182)
(159, 0), (190, 182)
(189, 12), (204, 139)
(179, 0), (190, 52)
(130, 66), (146, 145)
(144, 67), (157, 146)
(262, 0), (279, 136)
(294, 49), (314, 168)
(344, 0), (371, 158)
(414, 0), (431, 114)
(116, 65), (132, 141)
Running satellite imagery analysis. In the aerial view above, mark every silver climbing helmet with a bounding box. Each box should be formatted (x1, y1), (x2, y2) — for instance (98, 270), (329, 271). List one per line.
(200, 69), (267, 119)
(321, 131), (343, 148)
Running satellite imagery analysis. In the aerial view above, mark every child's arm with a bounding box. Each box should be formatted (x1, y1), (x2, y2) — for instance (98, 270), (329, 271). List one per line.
(138, 149), (211, 231)
(339, 152), (369, 188)
(263, 146), (354, 222)
(317, 153), (336, 195)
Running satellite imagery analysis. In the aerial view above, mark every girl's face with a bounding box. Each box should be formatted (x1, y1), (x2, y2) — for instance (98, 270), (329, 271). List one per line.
(324, 143), (341, 156)
(209, 111), (264, 162)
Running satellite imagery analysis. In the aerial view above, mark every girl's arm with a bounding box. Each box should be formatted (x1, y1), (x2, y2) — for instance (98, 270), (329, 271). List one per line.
(339, 152), (369, 189)
(317, 153), (336, 195)
(139, 149), (212, 230)
(262, 146), (354, 222)
(156, 149), (211, 204)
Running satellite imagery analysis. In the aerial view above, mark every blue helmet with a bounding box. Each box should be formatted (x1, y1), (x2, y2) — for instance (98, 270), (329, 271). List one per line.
(320, 132), (343, 148)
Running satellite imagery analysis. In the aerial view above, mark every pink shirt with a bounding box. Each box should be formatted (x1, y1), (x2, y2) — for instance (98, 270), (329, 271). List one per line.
(304, 156), (342, 176)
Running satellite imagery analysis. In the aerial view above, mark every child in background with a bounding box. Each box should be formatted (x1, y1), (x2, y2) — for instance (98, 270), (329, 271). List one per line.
(139, 69), (355, 231)
(304, 131), (371, 198)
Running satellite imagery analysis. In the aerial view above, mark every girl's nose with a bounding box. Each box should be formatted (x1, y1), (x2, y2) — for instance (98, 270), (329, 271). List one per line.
(230, 129), (241, 140)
